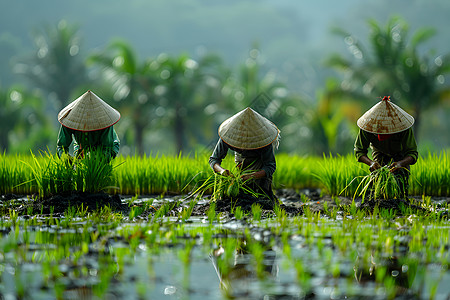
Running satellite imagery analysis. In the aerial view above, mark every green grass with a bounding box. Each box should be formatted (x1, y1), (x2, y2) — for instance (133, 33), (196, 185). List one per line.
(0, 165), (448, 298)
(0, 150), (448, 197)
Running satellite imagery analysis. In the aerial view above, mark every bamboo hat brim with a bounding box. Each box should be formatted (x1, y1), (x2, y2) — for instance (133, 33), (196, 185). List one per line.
(58, 90), (120, 131)
(357, 96), (414, 134)
(218, 107), (279, 150)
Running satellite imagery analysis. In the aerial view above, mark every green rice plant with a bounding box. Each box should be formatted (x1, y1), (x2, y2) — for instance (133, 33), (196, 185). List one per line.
(313, 154), (366, 197)
(179, 199), (197, 222)
(21, 151), (64, 198)
(0, 152), (31, 194)
(153, 201), (178, 219)
(351, 166), (404, 201)
(0, 150), (448, 198)
(410, 151), (449, 197)
(112, 152), (212, 195)
(207, 202), (216, 224)
(233, 206), (244, 220)
(190, 165), (266, 203)
(251, 203), (262, 221)
(74, 150), (117, 193)
(21, 150), (118, 198)
(274, 154), (319, 189)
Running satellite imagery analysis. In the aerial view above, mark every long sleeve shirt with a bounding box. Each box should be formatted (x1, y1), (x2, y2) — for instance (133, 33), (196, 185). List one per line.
(56, 125), (120, 158)
(354, 128), (418, 164)
(208, 138), (276, 180)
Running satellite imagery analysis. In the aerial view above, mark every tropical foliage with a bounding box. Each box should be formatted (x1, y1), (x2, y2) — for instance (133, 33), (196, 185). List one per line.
(327, 16), (450, 138)
(0, 17), (449, 155)
(15, 21), (88, 109)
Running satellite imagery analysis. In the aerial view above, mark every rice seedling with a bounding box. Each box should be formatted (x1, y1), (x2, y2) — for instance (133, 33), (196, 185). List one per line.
(312, 154), (367, 197)
(179, 199), (197, 222)
(251, 203), (262, 221)
(0, 150), (448, 197)
(207, 202), (216, 224)
(233, 206), (244, 220)
(274, 154), (318, 189)
(20, 150), (118, 198)
(74, 150), (117, 193)
(410, 151), (450, 197)
(190, 164), (267, 204)
(0, 153), (26, 194)
(350, 166), (405, 202)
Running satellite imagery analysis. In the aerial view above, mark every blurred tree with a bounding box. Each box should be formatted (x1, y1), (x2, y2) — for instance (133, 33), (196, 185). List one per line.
(15, 20), (88, 109)
(304, 79), (360, 155)
(153, 53), (223, 154)
(0, 85), (53, 153)
(88, 39), (158, 155)
(327, 16), (450, 139)
(0, 33), (22, 86)
(0, 86), (20, 152)
(230, 46), (296, 152)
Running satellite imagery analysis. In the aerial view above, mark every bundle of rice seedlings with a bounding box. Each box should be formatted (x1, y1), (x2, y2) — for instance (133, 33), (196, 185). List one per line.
(343, 166), (406, 202)
(358, 166), (405, 201)
(190, 166), (265, 203)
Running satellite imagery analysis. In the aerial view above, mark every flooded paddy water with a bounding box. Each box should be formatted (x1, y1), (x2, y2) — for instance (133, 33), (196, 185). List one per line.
(0, 190), (449, 300)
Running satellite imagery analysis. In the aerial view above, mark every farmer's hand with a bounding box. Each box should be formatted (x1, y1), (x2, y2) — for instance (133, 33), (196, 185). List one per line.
(389, 156), (414, 173)
(241, 174), (252, 181)
(389, 162), (402, 172)
(220, 169), (232, 177)
(241, 170), (266, 181)
(213, 163), (232, 177)
(369, 161), (381, 172)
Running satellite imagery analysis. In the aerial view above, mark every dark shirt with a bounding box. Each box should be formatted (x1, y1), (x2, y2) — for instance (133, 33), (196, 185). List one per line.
(56, 125), (120, 158)
(208, 138), (276, 179)
(354, 128), (418, 164)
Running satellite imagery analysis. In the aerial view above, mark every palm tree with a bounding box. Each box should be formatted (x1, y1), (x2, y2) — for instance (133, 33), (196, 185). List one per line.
(15, 20), (87, 109)
(0, 85), (53, 153)
(327, 16), (450, 138)
(0, 86), (20, 152)
(88, 39), (158, 155)
(152, 53), (232, 154)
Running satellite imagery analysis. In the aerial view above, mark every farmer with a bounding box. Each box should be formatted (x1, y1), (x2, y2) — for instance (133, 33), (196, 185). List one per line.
(209, 107), (280, 200)
(354, 96), (418, 198)
(56, 90), (120, 160)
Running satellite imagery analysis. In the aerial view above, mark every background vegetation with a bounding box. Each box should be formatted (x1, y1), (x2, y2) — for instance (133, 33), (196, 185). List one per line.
(1, 0), (449, 156)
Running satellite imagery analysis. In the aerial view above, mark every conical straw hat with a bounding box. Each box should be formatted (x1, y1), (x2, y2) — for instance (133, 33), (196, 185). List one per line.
(58, 90), (120, 131)
(218, 107), (279, 150)
(357, 96), (414, 134)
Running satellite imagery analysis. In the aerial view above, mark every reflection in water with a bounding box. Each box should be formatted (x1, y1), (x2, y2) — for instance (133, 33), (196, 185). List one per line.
(210, 238), (278, 299)
(354, 253), (418, 298)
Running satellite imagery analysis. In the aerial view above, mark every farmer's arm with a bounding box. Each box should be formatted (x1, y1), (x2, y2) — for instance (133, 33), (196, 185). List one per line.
(354, 129), (370, 161)
(56, 126), (73, 158)
(100, 127), (120, 158)
(354, 129), (380, 171)
(112, 127), (120, 158)
(390, 128), (418, 172)
(401, 128), (418, 164)
(209, 139), (230, 175)
(242, 144), (276, 181)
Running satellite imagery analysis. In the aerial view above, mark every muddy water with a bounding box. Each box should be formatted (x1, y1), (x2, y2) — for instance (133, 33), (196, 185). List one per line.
(0, 194), (449, 299)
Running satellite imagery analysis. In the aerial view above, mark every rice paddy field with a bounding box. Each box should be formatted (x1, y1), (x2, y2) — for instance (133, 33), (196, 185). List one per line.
(0, 151), (449, 299)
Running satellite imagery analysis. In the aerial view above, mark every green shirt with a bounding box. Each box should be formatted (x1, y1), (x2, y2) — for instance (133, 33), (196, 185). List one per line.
(56, 125), (120, 158)
(354, 128), (418, 164)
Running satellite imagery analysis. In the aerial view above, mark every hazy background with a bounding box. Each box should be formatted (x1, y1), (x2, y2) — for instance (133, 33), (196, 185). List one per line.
(1, 0), (449, 156)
